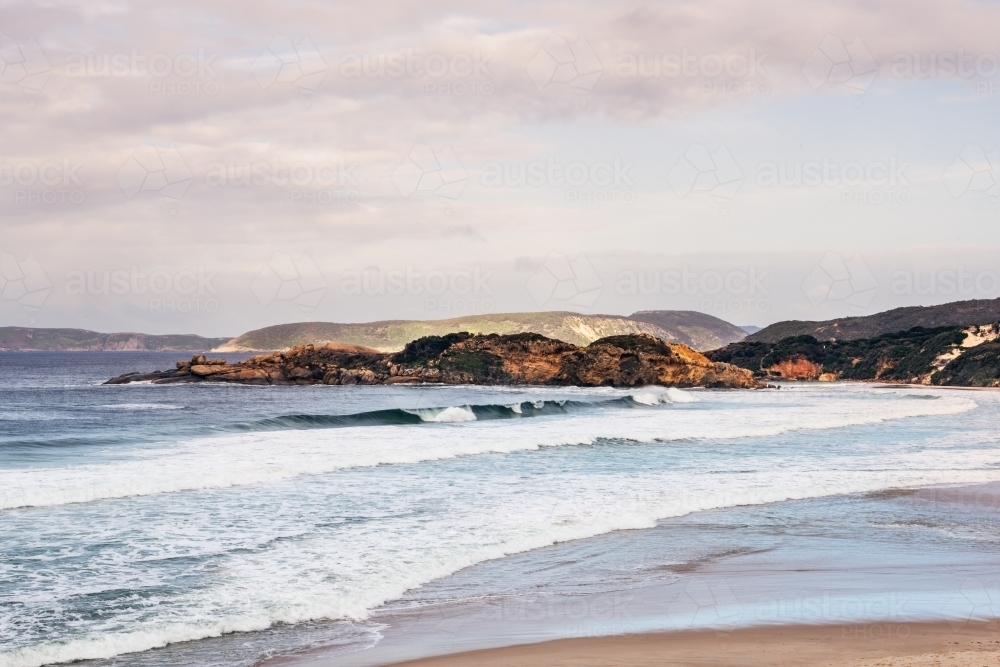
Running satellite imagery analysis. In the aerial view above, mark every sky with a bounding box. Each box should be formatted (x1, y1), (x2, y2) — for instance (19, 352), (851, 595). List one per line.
(1, 0), (999, 336)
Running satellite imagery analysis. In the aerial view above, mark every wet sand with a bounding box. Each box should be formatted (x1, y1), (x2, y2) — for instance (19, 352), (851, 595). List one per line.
(386, 621), (1000, 667)
(271, 481), (1000, 667)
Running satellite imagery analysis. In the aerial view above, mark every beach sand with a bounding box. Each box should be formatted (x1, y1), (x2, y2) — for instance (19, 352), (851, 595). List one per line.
(385, 621), (1000, 667)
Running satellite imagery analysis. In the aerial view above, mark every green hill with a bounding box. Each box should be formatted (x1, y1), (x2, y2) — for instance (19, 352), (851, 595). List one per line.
(747, 298), (1000, 343)
(0, 327), (231, 352)
(215, 311), (747, 353)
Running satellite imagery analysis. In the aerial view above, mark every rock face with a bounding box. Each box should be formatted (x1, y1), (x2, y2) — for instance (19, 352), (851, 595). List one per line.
(105, 333), (760, 389)
(707, 324), (1000, 386)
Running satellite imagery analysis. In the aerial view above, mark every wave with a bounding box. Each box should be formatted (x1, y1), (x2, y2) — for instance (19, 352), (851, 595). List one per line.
(221, 389), (688, 432)
(0, 390), (977, 511)
(6, 458), (1000, 667)
(0, 390), (688, 453)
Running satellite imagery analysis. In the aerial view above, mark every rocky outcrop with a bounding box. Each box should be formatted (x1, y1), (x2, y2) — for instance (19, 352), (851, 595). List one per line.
(707, 324), (1000, 386)
(105, 333), (760, 389)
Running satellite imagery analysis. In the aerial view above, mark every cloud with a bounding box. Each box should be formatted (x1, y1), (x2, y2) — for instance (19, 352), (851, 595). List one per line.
(2, 0), (1000, 333)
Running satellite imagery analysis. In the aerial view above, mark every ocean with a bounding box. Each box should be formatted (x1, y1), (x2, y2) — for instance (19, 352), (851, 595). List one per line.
(2, 352), (999, 667)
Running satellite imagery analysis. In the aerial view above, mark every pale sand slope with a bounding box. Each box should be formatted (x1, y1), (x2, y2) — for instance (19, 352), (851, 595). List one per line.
(387, 622), (1000, 667)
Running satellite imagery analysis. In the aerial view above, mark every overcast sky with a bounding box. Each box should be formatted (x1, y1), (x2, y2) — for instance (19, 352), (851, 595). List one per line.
(1, 0), (999, 336)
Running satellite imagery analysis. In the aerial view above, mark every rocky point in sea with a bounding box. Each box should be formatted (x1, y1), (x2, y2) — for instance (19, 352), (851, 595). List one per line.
(105, 332), (761, 389)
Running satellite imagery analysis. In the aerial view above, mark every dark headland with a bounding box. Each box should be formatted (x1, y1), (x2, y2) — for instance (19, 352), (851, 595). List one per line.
(105, 332), (760, 389)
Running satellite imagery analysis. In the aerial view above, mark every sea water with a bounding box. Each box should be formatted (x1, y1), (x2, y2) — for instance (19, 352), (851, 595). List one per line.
(1, 352), (999, 667)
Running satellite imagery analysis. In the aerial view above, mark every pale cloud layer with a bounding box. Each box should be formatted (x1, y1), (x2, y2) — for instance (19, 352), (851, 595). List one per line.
(1, 0), (999, 335)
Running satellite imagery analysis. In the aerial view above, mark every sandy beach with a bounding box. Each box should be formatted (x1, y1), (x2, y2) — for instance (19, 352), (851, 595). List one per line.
(387, 621), (1000, 667)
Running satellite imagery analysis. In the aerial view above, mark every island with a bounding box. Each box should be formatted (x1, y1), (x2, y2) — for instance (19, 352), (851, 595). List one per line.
(105, 332), (760, 389)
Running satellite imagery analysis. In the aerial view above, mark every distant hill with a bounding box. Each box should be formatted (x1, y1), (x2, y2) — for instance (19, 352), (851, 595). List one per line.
(747, 298), (1000, 343)
(0, 328), (231, 352)
(216, 311), (748, 353)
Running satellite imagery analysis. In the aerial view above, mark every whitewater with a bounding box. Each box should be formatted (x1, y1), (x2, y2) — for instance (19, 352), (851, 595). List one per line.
(2, 352), (1000, 667)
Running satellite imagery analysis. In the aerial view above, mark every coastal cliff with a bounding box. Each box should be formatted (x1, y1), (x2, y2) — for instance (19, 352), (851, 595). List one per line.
(106, 332), (760, 389)
(707, 324), (1000, 386)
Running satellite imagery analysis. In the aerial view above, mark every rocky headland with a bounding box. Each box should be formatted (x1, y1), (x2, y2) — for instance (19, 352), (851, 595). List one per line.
(707, 324), (1000, 386)
(105, 332), (760, 389)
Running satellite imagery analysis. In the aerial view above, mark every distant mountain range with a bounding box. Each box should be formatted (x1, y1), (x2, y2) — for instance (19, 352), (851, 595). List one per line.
(216, 311), (749, 353)
(746, 298), (1000, 343)
(0, 328), (230, 352)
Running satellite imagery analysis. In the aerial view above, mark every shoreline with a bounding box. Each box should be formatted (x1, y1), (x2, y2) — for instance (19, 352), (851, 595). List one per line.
(271, 480), (1000, 667)
(382, 620), (1000, 667)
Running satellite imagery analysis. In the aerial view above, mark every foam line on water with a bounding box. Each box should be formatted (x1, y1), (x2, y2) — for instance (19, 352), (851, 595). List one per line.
(0, 389), (977, 511)
(4, 453), (1000, 667)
